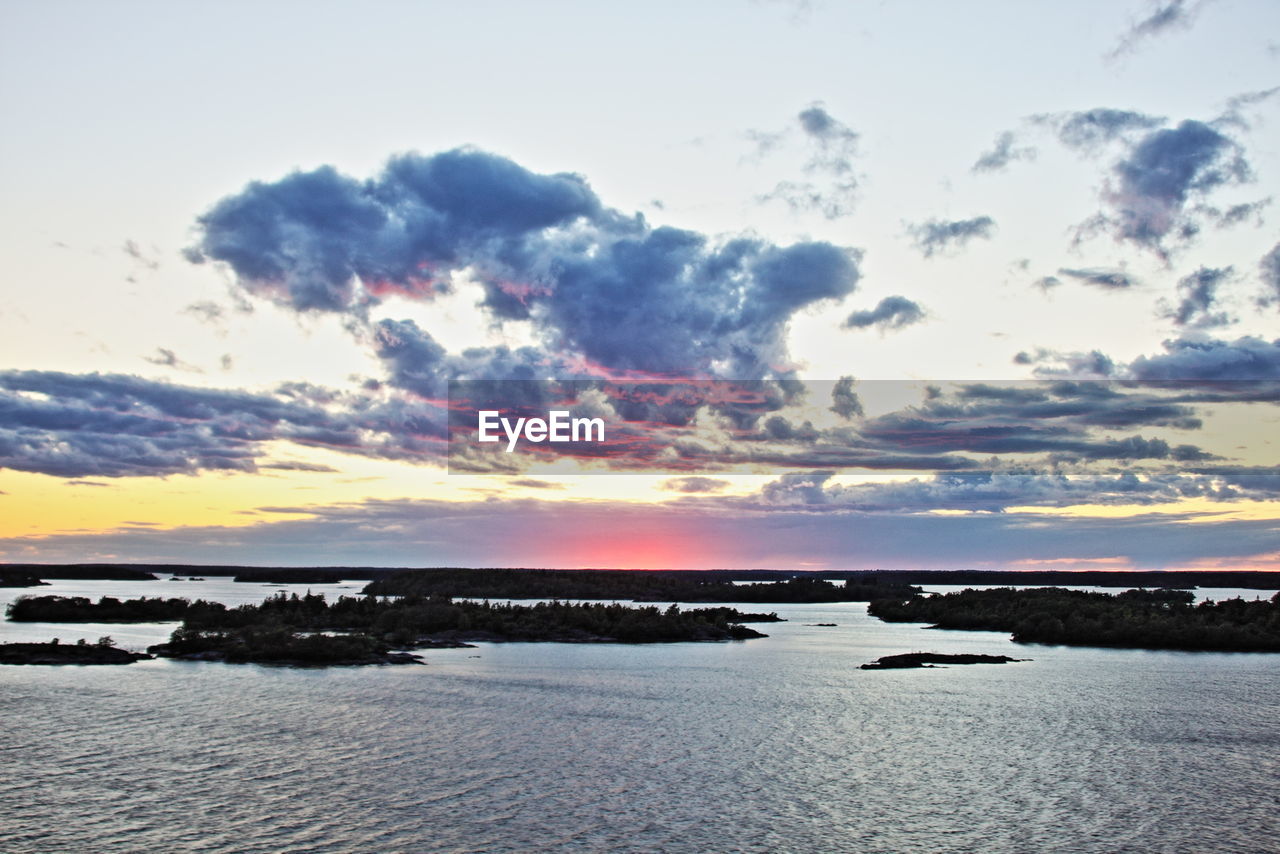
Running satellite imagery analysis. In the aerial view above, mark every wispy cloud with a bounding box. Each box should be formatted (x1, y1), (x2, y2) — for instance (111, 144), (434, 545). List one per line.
(906, 216), (996, 258)
(1106, 0), (1206, 62)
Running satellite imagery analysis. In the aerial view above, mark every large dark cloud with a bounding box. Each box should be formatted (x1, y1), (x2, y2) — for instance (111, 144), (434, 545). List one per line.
(843, 296), (925, 332)
(194, 148), (862, 380)
(191, 150), (601, 313)
(906, 216), (996, 258)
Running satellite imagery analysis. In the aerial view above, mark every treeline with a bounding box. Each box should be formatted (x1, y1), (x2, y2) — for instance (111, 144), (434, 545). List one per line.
(362, 568), (919, 602)
(868, 587), (1280, 652)
(7, 595), (221, 623)
(9, 563), (1279, 589)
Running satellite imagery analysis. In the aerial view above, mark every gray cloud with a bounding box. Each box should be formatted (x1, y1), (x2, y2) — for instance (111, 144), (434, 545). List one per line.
(1164, 266), (1233, 328)
(906, 216), (996, 258)
(1019, 349), (1118, 377)
(1035, 108), (1164, 154)
(509, 478), (566, 490)
(1107, 0), (1204, 61)
(1209, 198), (1271, 228)
(661, 476), (730, 494)
(1127, 335), (1280, 380)
(760, 104), (861, 219)
(843, 296), (926, 331)
(143, 348), (202, 372)
(123, 239), (160, 271)
(751, 468), (1280, 514)
(185, 301), (225, 323)
(261, 461), (339, 473)
(830, 376), (863, 419)
(0, 369), (447, 478)
(1057, 267), (1137, 290)
(1217, 86), (1280, 129)
(971, 131), (1036, 173)
(1083, 120), (1252, 258)
(191, 148), (601, 314)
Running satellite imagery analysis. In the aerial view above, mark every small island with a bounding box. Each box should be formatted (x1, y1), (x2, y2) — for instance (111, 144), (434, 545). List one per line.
(1, 639), (153, 666)
(8, 595), (205, 623)
(868, 587), (1280, 652)
(0, 570), (46, 588)
(860, 652), (1026, 669)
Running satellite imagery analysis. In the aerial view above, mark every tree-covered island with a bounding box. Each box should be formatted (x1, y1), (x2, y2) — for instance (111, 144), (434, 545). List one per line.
(868, 587), (1280, 652)
(5, 592), (775, 665)
(0, 638), (152, 665)
(149, 595), (771, 664)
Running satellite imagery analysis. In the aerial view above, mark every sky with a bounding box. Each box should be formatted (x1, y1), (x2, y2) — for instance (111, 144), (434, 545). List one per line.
(1, 0), (1278, 569)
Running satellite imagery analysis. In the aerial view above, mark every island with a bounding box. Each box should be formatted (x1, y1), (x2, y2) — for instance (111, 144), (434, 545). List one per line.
(0, 570), (46, 587)
(860, 652), (1026, 669)
(8, 595), (206, 623)
(0, 591), (772, 667)
(868, 587), (1280, 652)
(0, 639), (153, 665)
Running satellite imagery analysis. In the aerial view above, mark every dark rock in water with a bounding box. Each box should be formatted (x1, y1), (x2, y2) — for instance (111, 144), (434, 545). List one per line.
(0, 642), (153, 665)
(861, 652), (1027, 670)
(805, 623), (838, 627)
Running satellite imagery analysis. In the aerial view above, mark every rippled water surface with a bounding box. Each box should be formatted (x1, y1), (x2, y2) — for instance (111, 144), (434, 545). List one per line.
(3, 577), (1278, 853)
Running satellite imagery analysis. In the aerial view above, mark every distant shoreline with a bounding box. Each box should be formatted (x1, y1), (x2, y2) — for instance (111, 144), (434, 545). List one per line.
(4, 564), (1279, 589)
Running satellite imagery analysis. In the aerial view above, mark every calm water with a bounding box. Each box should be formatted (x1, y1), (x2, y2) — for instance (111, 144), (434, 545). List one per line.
(2, 576), (1278, 853)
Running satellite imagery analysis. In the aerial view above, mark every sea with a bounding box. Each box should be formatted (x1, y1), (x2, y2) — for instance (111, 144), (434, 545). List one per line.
(2, 575), (1278, 853)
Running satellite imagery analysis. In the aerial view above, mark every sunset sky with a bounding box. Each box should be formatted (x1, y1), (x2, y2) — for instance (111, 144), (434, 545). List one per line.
(1, 0), (1278, 569)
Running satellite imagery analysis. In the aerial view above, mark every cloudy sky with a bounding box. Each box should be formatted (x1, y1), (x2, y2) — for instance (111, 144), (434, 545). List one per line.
(1, 0), (1278, 569)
